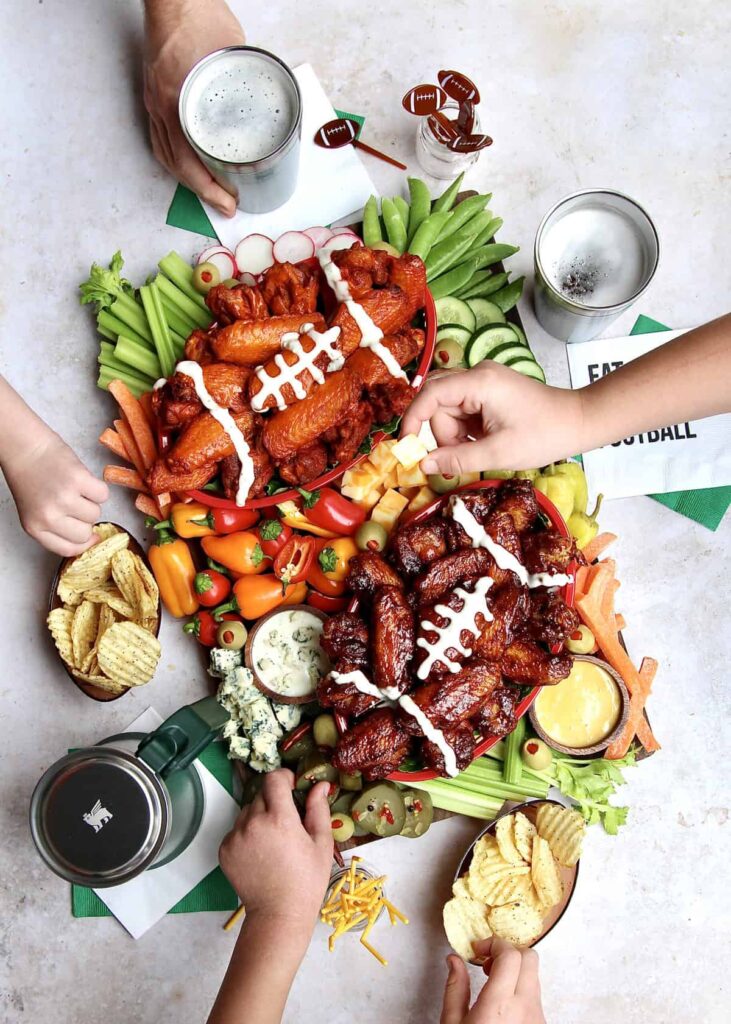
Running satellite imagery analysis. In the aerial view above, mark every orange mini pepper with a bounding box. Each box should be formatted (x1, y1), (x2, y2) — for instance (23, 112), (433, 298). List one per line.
(213, 574), (301, 621)
(168, 502), (215, 539)
(146, 518), (199, 618)
(201, 531), (268, 575)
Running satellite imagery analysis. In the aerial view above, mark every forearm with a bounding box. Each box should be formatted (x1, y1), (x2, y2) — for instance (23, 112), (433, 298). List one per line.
(207, 913), (314, 1024)
(0, 376), (53, 471)
(577, 314), (731, 451)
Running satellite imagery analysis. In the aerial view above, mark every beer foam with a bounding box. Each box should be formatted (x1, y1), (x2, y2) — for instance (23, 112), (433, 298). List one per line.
(184, 51), (296, 163)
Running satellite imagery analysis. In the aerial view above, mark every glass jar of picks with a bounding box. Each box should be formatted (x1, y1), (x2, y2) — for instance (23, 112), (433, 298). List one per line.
(415, 99), (483, 179)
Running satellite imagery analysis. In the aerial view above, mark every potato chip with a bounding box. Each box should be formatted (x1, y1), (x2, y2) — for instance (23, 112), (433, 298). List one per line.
(495, 814), (525, 865)
(97, 621), (161, 687)
(468, 859), (529, 905)
(129, 552), (159, 620)
(47, 607), (75, 666)
(489, 870), (534, 908)
(111, 549), (147, 619)
(488, 899), (544, 947)
(513, 811), (538, 863)
(452, 876), (472, 900)
(93, 523), (120, 541)
(82, 584), (136, 619)
(536, 803), (585, 867)
(471, 834), (506, 868)
(71, 600), (100, 669)
(71, 668), (126, 694)
(57, 533), (129, 601)
(443, 896), (492, 961)
(530, 835), (563, 909)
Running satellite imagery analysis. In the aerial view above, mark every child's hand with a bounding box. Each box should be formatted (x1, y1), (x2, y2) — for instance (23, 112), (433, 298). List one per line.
(401, 363), (584, 475)
(440, 938), (546, 1024)
(4, 432), (109, 557)
(219, 769), (333, 933)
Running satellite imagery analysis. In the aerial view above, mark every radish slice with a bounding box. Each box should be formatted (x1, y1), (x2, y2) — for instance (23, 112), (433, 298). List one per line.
(239, 272), (257, 287)
(204, 250), (237, 280)
(329, 226), (359, 236)
(321, 233), (362, 254)
(273, 231), (315, 264)
(234, 234), (275, 276)
(302, 226), (334, 248)
(197, 244), (232, 263)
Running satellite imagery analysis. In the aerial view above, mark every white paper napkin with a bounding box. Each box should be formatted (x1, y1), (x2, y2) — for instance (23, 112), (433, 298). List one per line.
(203, 63), (377, 250)
(92, 708), (239, 940)
(566, 328), (731, 500)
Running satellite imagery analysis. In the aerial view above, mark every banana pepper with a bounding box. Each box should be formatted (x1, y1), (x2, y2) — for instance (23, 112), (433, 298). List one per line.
(145, 517), (199, 618)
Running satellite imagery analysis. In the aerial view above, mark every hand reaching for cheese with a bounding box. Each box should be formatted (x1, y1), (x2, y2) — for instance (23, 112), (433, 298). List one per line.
(440, 939), (546, 1024)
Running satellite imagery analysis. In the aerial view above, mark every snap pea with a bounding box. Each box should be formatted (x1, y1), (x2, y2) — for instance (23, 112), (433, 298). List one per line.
(408, 210), (451, 261)
(432, 171), (465, 213)
(393, 195), (410, 228)
(362, 195), (382, 247)
(381, 197), (408, 253)
(424, 211), (494, 281)
(455, 269), (492, 297)
(460, 271), (510, 300)
(428, 259), (478, 300)
(468, 216), (503, 253)
(465, 242), (520, 271)
(436, 193), (492, 243)
(490, 276), (525, 312)
(407, 177), (431, 243)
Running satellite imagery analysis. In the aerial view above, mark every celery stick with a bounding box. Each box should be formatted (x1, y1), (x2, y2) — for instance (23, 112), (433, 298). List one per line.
(112, 292), (153, 343)
(97, 310), (152, 351)
(97, 323), (117, 342)
(408, 781), (502, 819)
(155, 273), (212, 330)
(140, 282), (174, 377)
(448, 774), (547, 800)
(98, 345), (154, 384)
(158, 252), (209, 310)
(503, 717), (527, 785)
(97, 367), (149, 399)
(159, 292), (197, 337)
(115, 335), (162, 379)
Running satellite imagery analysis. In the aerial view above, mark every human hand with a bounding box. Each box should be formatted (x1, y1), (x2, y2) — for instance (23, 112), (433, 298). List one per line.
(401, 363), (585, 475)
(143, 0), (245, 216)
(219, 769), (333, 932)
(440, 938), (546, 1024)
(3, 431), (109, 557)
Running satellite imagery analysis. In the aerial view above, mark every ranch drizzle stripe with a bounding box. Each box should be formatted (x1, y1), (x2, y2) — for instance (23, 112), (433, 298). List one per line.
(416, 576), (493, 680)
(175, 360), (255, 506)
(317, 246), (408, 381)
(250, 323), (344, 412)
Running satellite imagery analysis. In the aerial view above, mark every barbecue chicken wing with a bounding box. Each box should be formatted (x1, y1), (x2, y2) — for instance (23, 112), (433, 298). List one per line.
(472, 582), (530, 662)
(346, 552), (404, 599)
(492, 478), (540, 533)
(262, 366), (360, 462)
(206, 283), (268, 325)
(416, 582), (493, 676)
(474, 685), (522, 739)
(521, 530), (577, 574)
(401, 659), (501, 733)
(332, 708), (413, 780)
(422, 722), (476, 775)
(390, 519), (451, 577)
(165, 408), (256, 473)
(152, 363), (252, 428)
(260, 261), (319, 316)
(317, 669), (380, 719)
(500, 639), (572, 685)
(372, 586), (414, 697)
(413, 548), (495, 606)
(211, 312), (327, 366)
(321, 613), (369, 665)
(277, 443), (329, 485)
(521, 590), (580, 647)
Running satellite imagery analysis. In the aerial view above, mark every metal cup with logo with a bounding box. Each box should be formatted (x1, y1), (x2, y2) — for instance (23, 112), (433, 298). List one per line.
(29, 697), (229, 888)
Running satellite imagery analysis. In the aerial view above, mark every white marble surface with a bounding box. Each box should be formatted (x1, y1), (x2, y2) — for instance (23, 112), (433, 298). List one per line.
(1, 1), (729, 1021)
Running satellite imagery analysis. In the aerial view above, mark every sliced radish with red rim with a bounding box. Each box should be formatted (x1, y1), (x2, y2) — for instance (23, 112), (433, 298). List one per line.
(321, 233), (362, 253)
(238, 271), (258, 287)
(234, 234), (275, 276)
(197, 248), (237, 280)
(302, 226), (334, 248)
(273, 231), (315, 264)
(329, 226), (359, 236)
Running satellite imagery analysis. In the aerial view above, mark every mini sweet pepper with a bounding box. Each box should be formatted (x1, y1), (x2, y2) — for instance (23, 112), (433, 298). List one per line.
(145, 517), (199, 618)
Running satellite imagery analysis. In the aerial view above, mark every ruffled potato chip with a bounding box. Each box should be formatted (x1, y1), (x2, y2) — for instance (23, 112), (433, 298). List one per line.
(97, 622), (161, 688)
(82, 584), (136, 619)
(488, 899), (544, 947)
(57, 533), (129, 601)
(536, 803), (585, 868)
(513, 811), (538, 863)
(71, 600), (100, 669)
(93, 523), (120, 541)
(443, 896), (492, 961)
(531, 835), (563, 909)
(47, 607), (75, 666)
(71, 668), (126, 694)
(495, 814), (525, 865)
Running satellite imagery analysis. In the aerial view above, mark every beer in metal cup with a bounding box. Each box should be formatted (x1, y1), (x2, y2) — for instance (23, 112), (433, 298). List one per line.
(533, 189), (659, 343)
(179, 46), (302, 214)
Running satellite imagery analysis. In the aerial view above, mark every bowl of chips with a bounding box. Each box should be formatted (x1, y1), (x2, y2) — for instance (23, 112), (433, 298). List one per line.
(443, 800), (584, 962)
(46, 523), (162, 702)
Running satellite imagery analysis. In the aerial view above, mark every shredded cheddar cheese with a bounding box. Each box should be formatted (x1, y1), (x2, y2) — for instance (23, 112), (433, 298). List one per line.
(320, 857), (408, 966)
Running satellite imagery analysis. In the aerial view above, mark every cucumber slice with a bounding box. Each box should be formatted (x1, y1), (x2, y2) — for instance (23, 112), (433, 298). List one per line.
(490, 343), (533, 365)
(465, 324), (519, 366)
(466, 298), (505, 329)
(436, 323), (472, 347)
(433, 296), (476, 332)
(508, 321), (529, 348)
(509, 358), (546, 382)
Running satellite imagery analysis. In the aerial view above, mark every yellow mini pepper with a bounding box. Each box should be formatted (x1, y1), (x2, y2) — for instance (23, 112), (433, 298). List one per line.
(145, 517), (199, 618)
(168, 502), (215, 539)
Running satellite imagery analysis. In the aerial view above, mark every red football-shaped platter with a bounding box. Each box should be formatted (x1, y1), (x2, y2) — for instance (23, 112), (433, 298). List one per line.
(402, 83), (448, 116)
(438, 69), (480, 104)
(313, 117), (359, 149)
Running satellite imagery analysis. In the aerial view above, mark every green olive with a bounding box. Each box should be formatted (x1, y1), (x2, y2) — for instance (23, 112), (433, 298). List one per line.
(339, 770), (363, 792)
(355, 520), (388, 554)
(330, 813), (355, 843)
(222, 277), (240, 288)
(521, 738), (553, 771)
(295, 750), (339, 791)
(216, 620), (247, 650)
(428, 472), (462, 495)
(432, 337), (465, 370)
(481, 469), (515, 480)
(192, 261), (221, 294)
(565, 625), (596, 655)
(313, 713), (339, 748)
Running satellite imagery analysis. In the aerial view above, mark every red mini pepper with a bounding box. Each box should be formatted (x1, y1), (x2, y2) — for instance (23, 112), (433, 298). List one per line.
(307, 590), (349, 613)
(256, 519), (292, 559)
(298, 487), (365, 536)
(190, 506), (259, 535)
(194, 569), (231, 607)
(273, 535), (316, 586)
(183, 610), (239, 647)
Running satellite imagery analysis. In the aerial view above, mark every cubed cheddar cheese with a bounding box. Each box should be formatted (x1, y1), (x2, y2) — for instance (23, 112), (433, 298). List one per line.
(354, 487), (383, 511)
(370, 488), (409, 533)
(408, 485), (437, 514)
(397, 463), (428, 488)
(417, 420), (438, 453)
(382, 467), (400, 490)
(391, 434), (429, 471)
(369, 438), (399, 474)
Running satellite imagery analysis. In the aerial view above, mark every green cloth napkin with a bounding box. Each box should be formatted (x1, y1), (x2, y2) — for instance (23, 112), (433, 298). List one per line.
(72, 741), (238, 917)
(166, 110), (365, 238)
(631, 314), (730, 531)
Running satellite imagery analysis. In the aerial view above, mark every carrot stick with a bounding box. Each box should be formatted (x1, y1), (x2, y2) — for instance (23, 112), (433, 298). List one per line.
(103, 465), (147, 491)
(99, 428), (129, 461)
(114, 418), (147, 478)
(108, 379), (157, 469)
(135, 493), (162, 519)
(581, 532), (618, 563)
(576, 592), (642, 694)
(635, 713), (661, 753)
(615, 613), (626, 631)
(138, 390), (155, 426)
(605, 657), (659, 759)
